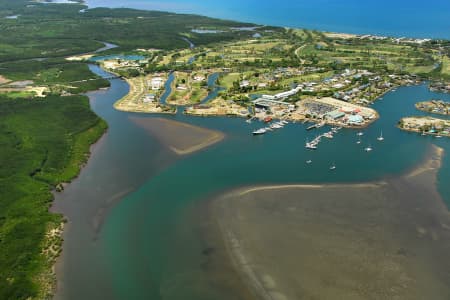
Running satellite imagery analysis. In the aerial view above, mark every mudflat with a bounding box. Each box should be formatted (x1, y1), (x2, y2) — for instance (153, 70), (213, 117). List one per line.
(130, 116), (225, 155)
(211, 145), (450, 300)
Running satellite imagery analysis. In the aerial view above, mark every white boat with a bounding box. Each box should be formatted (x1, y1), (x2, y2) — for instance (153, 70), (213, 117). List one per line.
(323, 132), (334, 139)
(306, 160), (312, 164)
(435, 135), (442, 138)
(329, 163), (336, 170)
(252, 128), (266, 135)
(246, 119), (252, 124)
(364, 145), (373, 152)
(357, 132), (364, 136)
(281, 120), (288, 125)
(305, 142), (317, 150)
(377, 131), (384, 141)
(356, 138), (362, 144)
(270, 123), (282, 129)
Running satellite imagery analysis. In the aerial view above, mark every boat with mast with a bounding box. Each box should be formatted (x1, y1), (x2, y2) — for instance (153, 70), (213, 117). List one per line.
(377, 130), (384, 141)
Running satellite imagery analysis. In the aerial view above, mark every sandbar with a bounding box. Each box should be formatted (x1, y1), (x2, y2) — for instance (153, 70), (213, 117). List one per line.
(210, 145), (450, 300)
(130, 116), (225, 155)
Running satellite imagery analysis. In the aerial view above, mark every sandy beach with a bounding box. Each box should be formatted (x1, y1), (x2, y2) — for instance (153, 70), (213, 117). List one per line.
(130, 116), (225, 155)
(210, 145), (450, 300)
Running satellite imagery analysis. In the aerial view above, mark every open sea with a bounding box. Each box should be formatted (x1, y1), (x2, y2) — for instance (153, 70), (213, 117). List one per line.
(86, 0), (450, 39)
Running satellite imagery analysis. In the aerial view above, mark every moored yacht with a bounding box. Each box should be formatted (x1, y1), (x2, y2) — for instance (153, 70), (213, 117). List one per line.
(252, 128), (267, 135)
(377, 130), (384, 141)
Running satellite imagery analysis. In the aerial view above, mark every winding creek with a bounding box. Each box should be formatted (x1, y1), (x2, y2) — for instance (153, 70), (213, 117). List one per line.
(53, 65), (450, 299)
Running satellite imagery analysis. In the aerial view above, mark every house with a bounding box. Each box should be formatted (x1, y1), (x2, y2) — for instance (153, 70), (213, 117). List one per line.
(151, 77), (164, 90)
(240, 80), (250, 88)
(143, 93), (156, 103)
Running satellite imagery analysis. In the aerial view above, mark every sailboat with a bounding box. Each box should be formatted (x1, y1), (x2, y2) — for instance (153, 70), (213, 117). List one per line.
(329, 162), (336, 170)
(356, 137), (362, 144)
(364, 144), (373, 152)
(377, 130), (384, 141)
(357, 131), (364, 136)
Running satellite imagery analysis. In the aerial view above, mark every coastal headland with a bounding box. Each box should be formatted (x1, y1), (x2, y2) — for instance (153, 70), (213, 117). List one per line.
(209, 145), (450, 300)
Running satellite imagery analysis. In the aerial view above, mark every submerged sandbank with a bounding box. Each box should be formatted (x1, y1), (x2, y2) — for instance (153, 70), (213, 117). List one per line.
(211, 145), (450, 300)
(130, 116), (225, 155)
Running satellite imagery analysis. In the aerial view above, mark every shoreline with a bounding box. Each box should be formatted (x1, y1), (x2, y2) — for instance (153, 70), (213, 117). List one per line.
(210, 144), (449, 300)
(398, 116), (450, 138)
(84, 2), (448, 41)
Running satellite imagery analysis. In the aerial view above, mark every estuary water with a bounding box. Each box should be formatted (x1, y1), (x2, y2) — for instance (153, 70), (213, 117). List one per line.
(85, 0), (450, 39)
(53, 64), (450, 299)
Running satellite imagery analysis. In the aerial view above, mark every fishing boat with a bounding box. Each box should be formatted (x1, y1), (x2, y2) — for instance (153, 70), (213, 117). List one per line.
(329, 163), (336, 170)
(377, 130), (384, 141)
(252, 128), (266, 135)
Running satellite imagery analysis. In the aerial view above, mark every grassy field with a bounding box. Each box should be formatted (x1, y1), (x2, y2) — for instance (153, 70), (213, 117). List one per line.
(442, 55), (450, 77)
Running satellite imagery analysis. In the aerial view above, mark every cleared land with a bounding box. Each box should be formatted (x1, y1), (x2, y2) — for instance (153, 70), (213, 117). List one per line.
(166, 71), (209, 105)
(114, 75), (175, 114)
(399, 116), (450, 137)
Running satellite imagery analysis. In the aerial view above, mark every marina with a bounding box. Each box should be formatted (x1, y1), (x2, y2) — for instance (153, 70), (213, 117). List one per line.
(52, 60), (450, 300)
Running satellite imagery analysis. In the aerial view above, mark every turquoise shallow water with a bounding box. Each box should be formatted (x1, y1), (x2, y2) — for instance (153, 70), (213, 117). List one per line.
(54, 64), (450, 299)
(86, 0), (450, 39)
(102, 83), (450, 298)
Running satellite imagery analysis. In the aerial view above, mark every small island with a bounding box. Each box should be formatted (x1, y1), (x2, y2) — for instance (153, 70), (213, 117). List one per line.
(416, 99), (450, 115)
(398, 116), (450, 137)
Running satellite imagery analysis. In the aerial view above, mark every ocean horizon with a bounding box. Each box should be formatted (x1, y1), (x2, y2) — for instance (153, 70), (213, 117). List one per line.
(86, 0), (450, 39)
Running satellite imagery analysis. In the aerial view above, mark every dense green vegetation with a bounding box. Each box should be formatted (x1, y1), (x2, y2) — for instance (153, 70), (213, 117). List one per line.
(0, 0), (256, 62)
(0, 94), (107, 299)
(0, 1), (263, 299)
